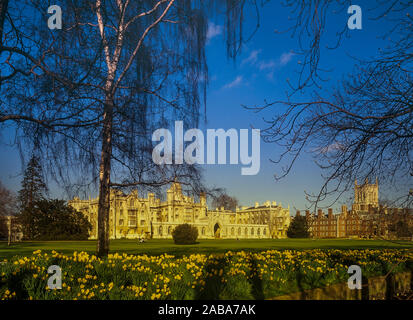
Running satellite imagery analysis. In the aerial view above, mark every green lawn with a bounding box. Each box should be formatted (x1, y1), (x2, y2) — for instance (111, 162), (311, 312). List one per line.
(1, 238), (413, 259)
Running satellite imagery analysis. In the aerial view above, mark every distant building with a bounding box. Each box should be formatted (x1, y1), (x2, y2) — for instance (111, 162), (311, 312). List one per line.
(69, 182), (290, 240)
(304, 178), (413, 239)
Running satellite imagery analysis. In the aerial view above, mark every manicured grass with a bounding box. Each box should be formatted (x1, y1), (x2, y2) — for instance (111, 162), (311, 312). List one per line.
(1, 238), (412, 259)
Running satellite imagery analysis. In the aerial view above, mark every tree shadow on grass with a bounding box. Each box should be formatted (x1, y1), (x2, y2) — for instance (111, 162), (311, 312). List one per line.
(194, 255), (229, 300)
(248, 254), (264, 300)
(295, 270), (307, 300)
(193, 253), (265, 300)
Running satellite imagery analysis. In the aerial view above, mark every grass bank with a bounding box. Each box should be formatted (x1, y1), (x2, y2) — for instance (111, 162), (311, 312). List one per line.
(1, 239), (412, 260)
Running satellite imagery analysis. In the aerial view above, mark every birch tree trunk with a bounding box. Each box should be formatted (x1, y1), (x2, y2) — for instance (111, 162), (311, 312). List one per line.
(97, 95), (114, 256)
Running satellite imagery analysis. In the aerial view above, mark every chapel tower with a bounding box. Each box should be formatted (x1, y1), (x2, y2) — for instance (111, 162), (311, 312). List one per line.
(353, 177), (379, 211)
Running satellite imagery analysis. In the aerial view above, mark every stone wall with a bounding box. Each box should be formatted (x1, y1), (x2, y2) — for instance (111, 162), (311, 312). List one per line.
(271, 272), (412, 300)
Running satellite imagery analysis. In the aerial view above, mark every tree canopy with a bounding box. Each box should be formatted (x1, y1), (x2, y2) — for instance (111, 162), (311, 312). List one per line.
(287, 215), (310, 238)
(212, 193), (239, 211)
(19, 199), (91, 240)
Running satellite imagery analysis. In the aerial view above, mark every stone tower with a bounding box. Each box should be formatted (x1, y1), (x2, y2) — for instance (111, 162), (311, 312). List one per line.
(353, 177), (379, 211)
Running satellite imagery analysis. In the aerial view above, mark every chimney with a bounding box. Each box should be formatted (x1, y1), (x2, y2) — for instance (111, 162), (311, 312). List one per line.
(317, 209), (323, 217)
(296, 210), (301, 217)
(328, 208), (333, 218)
(255, 202), (259, 208)
(305, 210), (310, 218)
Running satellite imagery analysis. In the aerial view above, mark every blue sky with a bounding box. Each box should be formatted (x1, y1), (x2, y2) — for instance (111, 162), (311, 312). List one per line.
(0, 1), (408, 212)
(199, 1), (405, 210)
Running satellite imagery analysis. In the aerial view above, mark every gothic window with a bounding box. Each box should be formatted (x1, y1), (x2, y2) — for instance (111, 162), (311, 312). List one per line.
(128, 217), (136, 227)
(128, 210), (137, 227)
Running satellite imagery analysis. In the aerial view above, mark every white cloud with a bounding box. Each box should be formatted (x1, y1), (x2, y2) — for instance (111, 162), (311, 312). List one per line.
(206, 22), (223, 41)
(259, 60), (276, 70)
(223, 75), (243, 89)
(241, 49), (261, 66)
(279, 51), (295, 66)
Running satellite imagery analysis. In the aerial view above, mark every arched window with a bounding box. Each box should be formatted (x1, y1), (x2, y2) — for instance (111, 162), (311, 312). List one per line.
(263, 228), (266, 235)
(257, 228), (260, 236)
(238, 228), (241, 236)
(231, 227), (234, 236)
(202, 227), (206, 235)
(168, 226), (172, 235)
(244, 228), (248, 235)
(251, 228), (254, 235)
(159, 226), (163, 236)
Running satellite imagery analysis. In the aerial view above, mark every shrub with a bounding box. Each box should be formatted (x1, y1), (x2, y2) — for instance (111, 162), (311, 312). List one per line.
(172, 224), (198, 244)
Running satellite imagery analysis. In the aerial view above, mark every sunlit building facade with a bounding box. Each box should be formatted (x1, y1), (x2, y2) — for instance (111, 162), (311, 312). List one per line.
(69, 182), (291, 240)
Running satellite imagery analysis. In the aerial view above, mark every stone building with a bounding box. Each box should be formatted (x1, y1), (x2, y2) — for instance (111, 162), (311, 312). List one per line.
(69, 182), (290, 240)
(304, 178), (413, 239)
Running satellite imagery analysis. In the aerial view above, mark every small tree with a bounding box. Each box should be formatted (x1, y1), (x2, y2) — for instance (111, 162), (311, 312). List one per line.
(18, 155), (48, 210)
(212, 194), (239, 211)
(287, 215), (310, 238)
(172, 224), (198, 245)
(19, 199), (91, 240)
